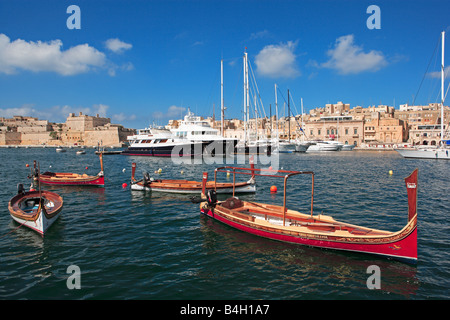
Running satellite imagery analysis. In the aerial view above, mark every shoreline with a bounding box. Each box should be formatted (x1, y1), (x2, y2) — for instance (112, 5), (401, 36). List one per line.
(0, 144), (402, 152)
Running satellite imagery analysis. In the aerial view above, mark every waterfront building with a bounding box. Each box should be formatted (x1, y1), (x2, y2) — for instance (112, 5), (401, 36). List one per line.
(0, 113), (135, 147)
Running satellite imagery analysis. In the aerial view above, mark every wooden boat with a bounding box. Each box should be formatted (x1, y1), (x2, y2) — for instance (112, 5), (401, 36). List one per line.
(130, 162), (256, 194)
(8, 183), (63, 236)
(37, 153), (104, 187)
(196, 166), (418, 264)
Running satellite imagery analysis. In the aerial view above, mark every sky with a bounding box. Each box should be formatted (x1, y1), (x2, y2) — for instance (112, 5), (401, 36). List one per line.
(0, 0), (449, 129)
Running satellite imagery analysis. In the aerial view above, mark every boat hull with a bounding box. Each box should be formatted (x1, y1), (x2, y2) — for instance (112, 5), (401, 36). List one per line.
(122, 142), (207, 157)
(395, 148), (450, 160)
(306, 143), (339, 152)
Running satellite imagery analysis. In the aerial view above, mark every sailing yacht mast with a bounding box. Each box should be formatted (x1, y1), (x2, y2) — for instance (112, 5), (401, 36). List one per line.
(221, 59), (224, 136)
(274, 84), (279, 142)
(441, 31), (445, 146)
(288, 89), (290, 142)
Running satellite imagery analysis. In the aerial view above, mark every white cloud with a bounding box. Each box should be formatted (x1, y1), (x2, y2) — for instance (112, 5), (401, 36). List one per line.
(112, 113), (136, 122)
(321, 34), (387, 74)
(0, 104), (37, 118)
(0, 34), (106, 76)
(152, 105), (186, 120)
(254, 41), (300, 78)
(105, 38), (132, 53)
(0, 103), (114, 123)
(249, 30), (270, 40)
(428, 66), (450, 79)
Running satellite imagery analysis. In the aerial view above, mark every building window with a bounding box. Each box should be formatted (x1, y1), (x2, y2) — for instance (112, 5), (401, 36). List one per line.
(354, 128), (358, 134)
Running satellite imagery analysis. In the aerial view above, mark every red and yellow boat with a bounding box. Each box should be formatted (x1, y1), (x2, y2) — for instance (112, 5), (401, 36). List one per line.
(198, 166), (418, 264)
(37, 153), (104, 187)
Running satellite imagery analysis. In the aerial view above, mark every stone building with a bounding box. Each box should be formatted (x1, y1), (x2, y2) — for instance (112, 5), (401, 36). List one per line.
(0, 113), (135, 146)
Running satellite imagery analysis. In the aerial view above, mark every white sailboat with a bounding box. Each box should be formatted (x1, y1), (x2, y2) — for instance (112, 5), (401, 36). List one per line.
(396, 31), (449, 160)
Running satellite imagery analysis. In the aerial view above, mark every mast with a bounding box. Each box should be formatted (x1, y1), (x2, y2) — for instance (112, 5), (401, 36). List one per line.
(441, 31), (445, 146)
(243, 51), (247, 144)
(221, 59), (224, 136)
(301, 98), (305, 142)
(243, 50), (250, 144)
(274, 84), (279, 142)
(288, 89), (290, 142)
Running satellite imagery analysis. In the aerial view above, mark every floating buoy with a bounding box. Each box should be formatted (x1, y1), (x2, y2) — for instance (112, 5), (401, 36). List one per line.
(269, 166), (273, 171)
(122, 168), (126, 173)
(122, 182), (128, 188)
(389, 170), (393, 175)
(226, 170), (230, 177)
(158, 168), (162, 172)
(85, 166), (88, 170)
(30, 188), (36, 192)
(180, 170), (184, 174)
(270, 185), (277, 193)
(26, 164), (29, 167)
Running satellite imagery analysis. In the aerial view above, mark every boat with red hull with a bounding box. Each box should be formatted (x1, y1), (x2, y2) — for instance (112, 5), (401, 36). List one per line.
(197, 166), (418, 264)
(37, 153), (105, 187)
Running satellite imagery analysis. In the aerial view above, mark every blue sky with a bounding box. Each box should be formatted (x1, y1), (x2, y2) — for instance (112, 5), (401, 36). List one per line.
(0, 0), (449, 129)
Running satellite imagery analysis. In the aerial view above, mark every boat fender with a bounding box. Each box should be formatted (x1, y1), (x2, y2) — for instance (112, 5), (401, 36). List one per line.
(17, 183), (25, 195)
(206, 189), (217, 207)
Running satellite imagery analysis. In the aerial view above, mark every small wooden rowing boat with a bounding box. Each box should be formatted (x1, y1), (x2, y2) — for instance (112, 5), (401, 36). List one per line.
(37, 153), (104, 187)
(197, 167), (418, 264)
(130, 162), (256, 194)
(8, 183), (63, 236)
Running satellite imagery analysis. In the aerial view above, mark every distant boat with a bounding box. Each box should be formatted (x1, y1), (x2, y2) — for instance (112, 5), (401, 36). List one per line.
(342, 143), (356, 151)
(306, 141), (340, 152)
(278, 140), (297, 153)
(37, 154), (105, 187)
(76, 150), (85, 155)
(395, 31), (449, 160)
(56, 147), (66, 152)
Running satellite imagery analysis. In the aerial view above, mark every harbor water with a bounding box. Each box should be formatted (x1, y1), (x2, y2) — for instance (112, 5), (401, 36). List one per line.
(0, 148), (448, 301)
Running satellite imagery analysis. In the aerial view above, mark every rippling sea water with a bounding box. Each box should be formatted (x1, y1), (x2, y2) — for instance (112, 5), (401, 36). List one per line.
(0, 147), (448, 301)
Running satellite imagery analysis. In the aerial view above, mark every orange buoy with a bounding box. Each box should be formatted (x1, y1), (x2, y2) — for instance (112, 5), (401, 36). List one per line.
(85, 166), (88, 170)
(270, 185), (277, 193)
(122, 182), (128, 188)
(26, 164), (29, 167)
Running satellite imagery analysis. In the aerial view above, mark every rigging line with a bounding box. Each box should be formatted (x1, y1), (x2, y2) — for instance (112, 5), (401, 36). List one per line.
(413, 34), (440, 106)
(247, 60), (267, 118)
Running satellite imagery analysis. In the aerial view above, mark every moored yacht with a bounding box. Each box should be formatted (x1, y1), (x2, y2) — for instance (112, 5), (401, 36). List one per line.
(170, 109), (239, 156)
(122, 126), (205, 157)
(306, 141), (340, 152)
